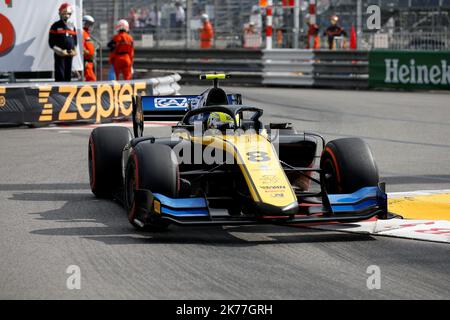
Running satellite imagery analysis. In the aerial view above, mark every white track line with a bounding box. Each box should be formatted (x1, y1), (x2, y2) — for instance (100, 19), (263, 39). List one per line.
(387, 189), (450, 198)
(308, 219), (450, 244)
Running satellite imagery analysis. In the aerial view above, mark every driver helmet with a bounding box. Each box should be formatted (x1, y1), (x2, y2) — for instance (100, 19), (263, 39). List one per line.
(207, 112), (234, 130)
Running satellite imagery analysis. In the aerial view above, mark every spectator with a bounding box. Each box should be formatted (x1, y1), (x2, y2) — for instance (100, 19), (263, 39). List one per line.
(175, 1), (185, 40)
(249, 5), (262, 33)
(147, 5), (161, 38)
(138, 7), (149, 28)
(82, 15), (96, 81)
(110, 19), (134, 80)
(49, 3), (77, 82)
(198, 13), (214, 49)
(128, 8), (137, 29)
(305, 14), (320, 49)
(243, 21), (261, 48)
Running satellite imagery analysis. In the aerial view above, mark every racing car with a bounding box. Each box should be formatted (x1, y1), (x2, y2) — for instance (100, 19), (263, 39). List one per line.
(88, 74), (389, 230)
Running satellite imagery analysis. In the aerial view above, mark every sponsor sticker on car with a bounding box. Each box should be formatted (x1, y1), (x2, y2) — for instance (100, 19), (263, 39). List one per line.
(155, 97), (189, 108)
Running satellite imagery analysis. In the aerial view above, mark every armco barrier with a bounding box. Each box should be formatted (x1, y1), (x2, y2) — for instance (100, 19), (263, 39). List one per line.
(263, 50), (369, 88)
(125, 48), (368, 88)
(0, 74), (180, 126)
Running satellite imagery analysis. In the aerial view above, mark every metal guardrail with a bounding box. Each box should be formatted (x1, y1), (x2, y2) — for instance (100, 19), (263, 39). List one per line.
(150, 73), (181, 95)
(263, 50), (369, 88)
(98, 48), (369, 88)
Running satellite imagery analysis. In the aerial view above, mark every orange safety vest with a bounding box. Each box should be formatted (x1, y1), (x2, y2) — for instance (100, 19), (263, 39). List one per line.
(111, 31), (134, 64)
(83, 30), (95, 61)
(200, 21), (214, 49)
(83, 29), (96, 81)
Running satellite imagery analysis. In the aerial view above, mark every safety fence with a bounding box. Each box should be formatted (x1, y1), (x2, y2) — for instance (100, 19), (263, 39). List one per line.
(0, 74), (180, 126)
(367, 29), (450, 51)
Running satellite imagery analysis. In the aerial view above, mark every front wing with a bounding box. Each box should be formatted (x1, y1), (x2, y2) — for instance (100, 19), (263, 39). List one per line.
(132, 186), (388, 227)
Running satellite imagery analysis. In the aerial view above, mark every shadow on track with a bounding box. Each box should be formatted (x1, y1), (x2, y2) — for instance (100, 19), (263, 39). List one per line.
(7, 185), (376, 246)
(382, 175), (450, 185)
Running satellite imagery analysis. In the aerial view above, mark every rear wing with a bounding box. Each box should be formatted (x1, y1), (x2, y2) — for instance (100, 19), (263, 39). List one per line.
(140, 94), (242, 121)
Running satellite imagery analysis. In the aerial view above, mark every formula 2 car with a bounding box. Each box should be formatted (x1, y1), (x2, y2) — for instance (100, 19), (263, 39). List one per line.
(88, 74), (389, 230)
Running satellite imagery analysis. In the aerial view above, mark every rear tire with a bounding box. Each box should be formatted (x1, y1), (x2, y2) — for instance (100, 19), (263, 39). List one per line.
(320, 138), (379, 194)
(125, 143), (179, 230)
(88, 127), (132, 198)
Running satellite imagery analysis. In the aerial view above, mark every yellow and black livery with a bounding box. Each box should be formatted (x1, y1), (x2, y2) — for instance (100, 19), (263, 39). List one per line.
(88, 74), (391, 230)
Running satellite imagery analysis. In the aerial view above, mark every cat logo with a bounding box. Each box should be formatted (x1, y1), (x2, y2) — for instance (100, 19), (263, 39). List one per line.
(155, 97), (188, 108)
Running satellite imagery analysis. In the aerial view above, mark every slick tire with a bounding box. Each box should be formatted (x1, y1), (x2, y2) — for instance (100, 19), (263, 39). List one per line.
(88, 127), (132, 198)
(125, 143), (179, 230)
(320, 137), (379, 194)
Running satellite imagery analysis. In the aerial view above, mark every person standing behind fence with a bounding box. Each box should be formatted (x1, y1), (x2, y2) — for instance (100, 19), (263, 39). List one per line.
(324, 15), (347, 50)
(243, 22), (261, 49)
(49, 3), (78, 82)
(305, 14), (320, 49)
(198, 14), (214, 49)
(110, 20), (134, 80)
(147, 5), (161, 40)
(175, 2), (185, 40)
(82, 15), (96, 81)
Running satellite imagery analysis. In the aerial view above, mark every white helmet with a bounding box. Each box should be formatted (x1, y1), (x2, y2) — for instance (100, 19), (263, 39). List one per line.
(83, 15), (95, 29)
(200, 13), (209, 22)
(116, 19), (129, 32)
(83, 15), (95, 24)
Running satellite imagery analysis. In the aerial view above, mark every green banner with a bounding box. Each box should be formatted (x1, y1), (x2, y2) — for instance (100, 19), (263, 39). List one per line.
(369, 50), (450, 90)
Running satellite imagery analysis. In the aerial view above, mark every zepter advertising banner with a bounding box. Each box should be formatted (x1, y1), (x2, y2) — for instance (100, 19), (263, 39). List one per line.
(0, 80), (151, 125)
(0, 0), (83, 72)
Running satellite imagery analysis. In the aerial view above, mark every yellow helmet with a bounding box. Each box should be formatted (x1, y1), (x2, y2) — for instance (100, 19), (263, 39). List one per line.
(207, 112), (235, 129)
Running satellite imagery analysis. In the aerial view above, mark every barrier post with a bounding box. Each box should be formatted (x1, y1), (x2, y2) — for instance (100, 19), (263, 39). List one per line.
(266, 0), (273, 50)
(293, 0), (300, 49)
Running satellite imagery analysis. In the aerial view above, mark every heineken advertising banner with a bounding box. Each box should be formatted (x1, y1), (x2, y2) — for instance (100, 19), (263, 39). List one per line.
(0, 80), (151, 126)
(369, 51), (450, 90)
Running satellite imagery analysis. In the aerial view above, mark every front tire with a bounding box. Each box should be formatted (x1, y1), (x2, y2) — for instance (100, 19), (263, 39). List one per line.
(125, 143), (179, 230)
(88, 127), (132, 198)
(320, 138), (379, 194)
